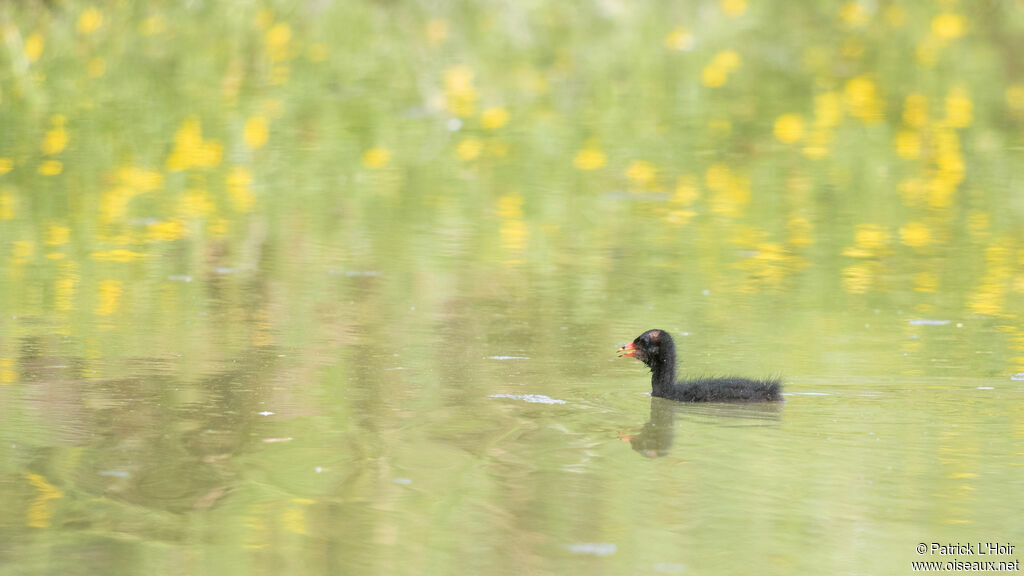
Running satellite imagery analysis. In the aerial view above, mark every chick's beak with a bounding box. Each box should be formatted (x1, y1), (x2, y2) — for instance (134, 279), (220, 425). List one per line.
(617, 342), (636, 358)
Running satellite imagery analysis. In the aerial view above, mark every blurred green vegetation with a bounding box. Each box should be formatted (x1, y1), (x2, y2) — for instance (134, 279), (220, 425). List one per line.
(1, 1), (1023, 364)
(2, 1), (1024, 574)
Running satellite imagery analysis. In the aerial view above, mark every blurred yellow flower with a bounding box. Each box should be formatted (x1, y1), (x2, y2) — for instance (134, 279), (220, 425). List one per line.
(757, 243), (789, 263)
(179, 189), (215, 220)
(25, 33), (44, 63)
(87, 57), (105, 78)
(497, 194), (524, 219)
(839, 2), (870, 27)
(721, 0), (746, 17)
(228, 167), (255, 212)
(78, 8), (103, 35)
(500, 219), (527, 263)
(844, 76), (883, 122)
(55, 266), (77, 311)
(244, 116), (269, 149)
(362, 147), (391, 169)
(944, 88), (972, 128)
(147, 219), (187, 242)
(715, 51), (741, 71)
(967, 211), (989, 236)
(813, 92), (843, 128)
(672, 176), (699, 205)
(932, 13), (966, 40)
(166, 116), (222, 171)
(38, 160), (63, 175)
(456, 137), (483, 161)
(788, 217), (813, 246)
(47, 224), (70, 246)
(900, 221), (931, 247)
(936, 162), (964, 193)
(573, 148), (606, 171)
(0, 358), (15, 384)
(626, 161), (657, 187)
(737, 240), (797, 293)
(855, 224), (890, 251)
(12, 241), (34, 264)
(281, 503), (309, 535)
(96, 280), (122, 316)
(99, 187), (132, 223)
(914, 272), (938, 293)
(208, 216), (228, 238)
(480, 107), (509, 130)
(844, 224), (890, 258)
(497, 195), (527, 260)
(936, 160), (965, 189)
(705, 163), (731, 191)
(705, 164), (749, 216)
(444, 66), (477, 117)
(903, 94), (929, 127)
(968, 243), (1011, 316)
(42, 115), (68, 156)
(426, 19), (449, 46)
(895, 131), (921, 159)
(664, 209), (697, 227)
(118, 166), (164, 191)
(0, 158), (12, 174)
(1007, 84), (1024, 112)
(702, 51), (741, 88)
(25, 473), (63, 528)
(773, 114), (804, 143)
(91, 250), (146, 263)
(802, 128), (833, 159)
(842, 265), (873, 294)
(265, 22), (292, 62)
(702, 65), (728, 88)
(932, 128), (965, 196)
(713, 178), (750, 217)
(927, 176), (957, 208)
(180, 189), (215, 218)
(0, 189), (13, 220)
(664, 27), (694, 51)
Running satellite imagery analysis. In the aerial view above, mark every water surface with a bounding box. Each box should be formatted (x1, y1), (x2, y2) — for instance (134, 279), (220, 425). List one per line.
(2, 2), (1024, 574)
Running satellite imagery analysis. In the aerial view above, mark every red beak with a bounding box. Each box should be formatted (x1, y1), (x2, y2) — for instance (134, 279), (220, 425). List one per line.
(617, 342), (636, 358)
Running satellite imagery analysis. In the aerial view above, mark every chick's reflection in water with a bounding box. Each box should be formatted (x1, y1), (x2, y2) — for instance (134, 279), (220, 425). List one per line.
(622, 397), (784, 458)
(621, 398), (678, 458)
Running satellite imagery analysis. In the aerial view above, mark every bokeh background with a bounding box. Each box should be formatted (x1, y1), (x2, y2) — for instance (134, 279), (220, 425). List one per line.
(2, 1), (1023, 575)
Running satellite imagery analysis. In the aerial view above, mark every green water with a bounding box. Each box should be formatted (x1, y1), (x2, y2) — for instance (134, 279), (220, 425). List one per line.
(2, 1), (1024, 574)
